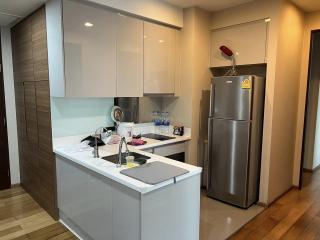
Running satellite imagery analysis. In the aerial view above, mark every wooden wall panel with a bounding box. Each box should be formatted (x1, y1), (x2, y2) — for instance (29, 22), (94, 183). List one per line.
(31, 8), (49, 82)
(36, 81), (53, 153)
(11, 6), (58, 219)
(24, 82), (38, 146)
(12, 18), (34, 83)
(14, 82), (26, 140)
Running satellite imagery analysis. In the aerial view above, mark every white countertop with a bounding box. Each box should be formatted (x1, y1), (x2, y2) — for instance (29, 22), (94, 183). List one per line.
(53, 131), (202, 194)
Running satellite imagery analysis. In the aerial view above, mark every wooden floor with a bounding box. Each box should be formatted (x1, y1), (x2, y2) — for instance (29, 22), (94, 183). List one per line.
(0, 187), (76, 240)
(230, 170), (320, 239)
(1, 170), (320, 240)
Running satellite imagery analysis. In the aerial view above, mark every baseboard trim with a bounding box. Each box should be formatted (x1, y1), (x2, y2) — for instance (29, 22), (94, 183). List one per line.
(59, 214), (85, 240)
(257, 202), (268, 208)
(257, 186), (296, 208)
(303, 165), (320, 173)
(271, 186), (296, 205)
(60, 219), (84, 240)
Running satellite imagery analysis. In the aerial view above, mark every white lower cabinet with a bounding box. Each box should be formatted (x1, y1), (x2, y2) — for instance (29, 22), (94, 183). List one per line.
(141, 142), (186, 161)
(56, 156), (88, 231)
(141, 148), (154, 153)
(56, 155), (200, 240)
(56, 157), (140, 240)
(153, 142), (186, 157)
(111, 181), (141, 240)
(86, 173), (113, 240)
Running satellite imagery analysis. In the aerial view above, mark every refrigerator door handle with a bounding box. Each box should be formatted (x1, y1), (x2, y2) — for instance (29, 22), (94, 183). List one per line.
(207, 117), (214, 188)
(209, 83), (215, 117)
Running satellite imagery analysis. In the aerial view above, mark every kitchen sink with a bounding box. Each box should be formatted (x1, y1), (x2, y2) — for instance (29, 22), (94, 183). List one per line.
(101, 152), (150, 165)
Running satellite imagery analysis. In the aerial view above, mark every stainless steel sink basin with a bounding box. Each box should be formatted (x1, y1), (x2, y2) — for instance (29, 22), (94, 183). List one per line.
(101, 152), (150, 165)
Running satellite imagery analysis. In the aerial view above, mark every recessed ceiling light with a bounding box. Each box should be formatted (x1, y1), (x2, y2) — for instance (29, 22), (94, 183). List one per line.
(158, 39), (164, 43)
(84, 22), (94, 27)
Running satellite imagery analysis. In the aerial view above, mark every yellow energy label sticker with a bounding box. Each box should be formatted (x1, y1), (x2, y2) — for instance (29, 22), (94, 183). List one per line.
(241, 79), (251, 89)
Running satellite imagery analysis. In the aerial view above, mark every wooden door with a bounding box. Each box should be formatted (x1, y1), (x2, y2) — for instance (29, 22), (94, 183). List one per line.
(0, 38), (11, 190)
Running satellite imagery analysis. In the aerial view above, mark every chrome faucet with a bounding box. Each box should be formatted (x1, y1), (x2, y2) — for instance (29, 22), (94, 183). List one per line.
(117, 137), (130, 168)
(92, 127), (110, 158)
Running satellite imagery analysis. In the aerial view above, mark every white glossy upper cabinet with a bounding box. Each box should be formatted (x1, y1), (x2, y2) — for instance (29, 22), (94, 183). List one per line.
(116, 14), (143, 97)
(210, 20), (268, 67)
(144, 22), (176, 95)
(63, 0), (116, 97)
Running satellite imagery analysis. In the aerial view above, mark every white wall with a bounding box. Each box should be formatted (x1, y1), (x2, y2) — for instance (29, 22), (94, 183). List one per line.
(293, 11), (320, 185)
(268, 0), (304, 201)
(313, 90), (320, 169)
(1, 27), (20, 184)
(162, 8), (211, 166)
(86, 0), (183, 28)
(162, 9), (194, 128)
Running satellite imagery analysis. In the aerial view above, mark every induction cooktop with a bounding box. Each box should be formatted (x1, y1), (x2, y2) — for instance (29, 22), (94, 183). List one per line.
(142, 133), (175, 141)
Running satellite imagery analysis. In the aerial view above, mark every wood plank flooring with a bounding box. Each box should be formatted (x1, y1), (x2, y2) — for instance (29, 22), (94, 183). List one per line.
(230, 170), (320, 239)
(0, 187), (76, 240)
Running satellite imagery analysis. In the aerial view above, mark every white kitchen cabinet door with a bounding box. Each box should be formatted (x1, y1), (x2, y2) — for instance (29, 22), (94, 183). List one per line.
(153, 142), (186, 156)
(86, 172), (113, 240)
(56, 158), (89, 233)
(210, 20), (268, 67)
(116, 14), (143, 97)
(112, 181), (141, 240)
(63, 0), (116, 97)
(144, 22), (176, 94)
(174, 30), (182, 97)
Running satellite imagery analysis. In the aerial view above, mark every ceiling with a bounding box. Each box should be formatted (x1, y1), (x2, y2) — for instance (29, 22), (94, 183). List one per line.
(291, 0), (320, 12)
(1, 0), (320, 27)
(164, 0), (320, 12)
(163, 0), (255, 12)
(0, 0), (46, 26)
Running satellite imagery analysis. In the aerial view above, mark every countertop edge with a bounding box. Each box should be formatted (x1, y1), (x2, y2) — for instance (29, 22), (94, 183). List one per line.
(54, 150), (202, 194)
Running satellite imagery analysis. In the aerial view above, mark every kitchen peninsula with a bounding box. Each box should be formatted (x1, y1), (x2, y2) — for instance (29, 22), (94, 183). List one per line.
(54, 131), (201, 240)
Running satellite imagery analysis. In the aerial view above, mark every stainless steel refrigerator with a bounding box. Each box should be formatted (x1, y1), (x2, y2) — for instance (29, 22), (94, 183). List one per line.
(207, 75), (265, 208)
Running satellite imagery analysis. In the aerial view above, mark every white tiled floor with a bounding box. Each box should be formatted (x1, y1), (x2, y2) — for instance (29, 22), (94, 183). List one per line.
(200, 192), (264, 240)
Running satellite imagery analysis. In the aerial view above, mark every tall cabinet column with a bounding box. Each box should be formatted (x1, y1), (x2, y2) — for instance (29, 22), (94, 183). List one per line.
(12, 6), (58, 219)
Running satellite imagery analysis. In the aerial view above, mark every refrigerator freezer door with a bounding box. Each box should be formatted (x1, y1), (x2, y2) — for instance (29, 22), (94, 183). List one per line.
(212, 76), (252, 121)
(208, 118), (250, 207)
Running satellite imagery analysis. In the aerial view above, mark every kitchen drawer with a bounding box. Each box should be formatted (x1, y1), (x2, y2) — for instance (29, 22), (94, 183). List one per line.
(153, 142), (186, 157)
(141, 148), (154, 154)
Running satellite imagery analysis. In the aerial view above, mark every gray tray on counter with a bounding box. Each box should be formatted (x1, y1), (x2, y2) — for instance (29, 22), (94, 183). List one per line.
(120, 161), (189, 185)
